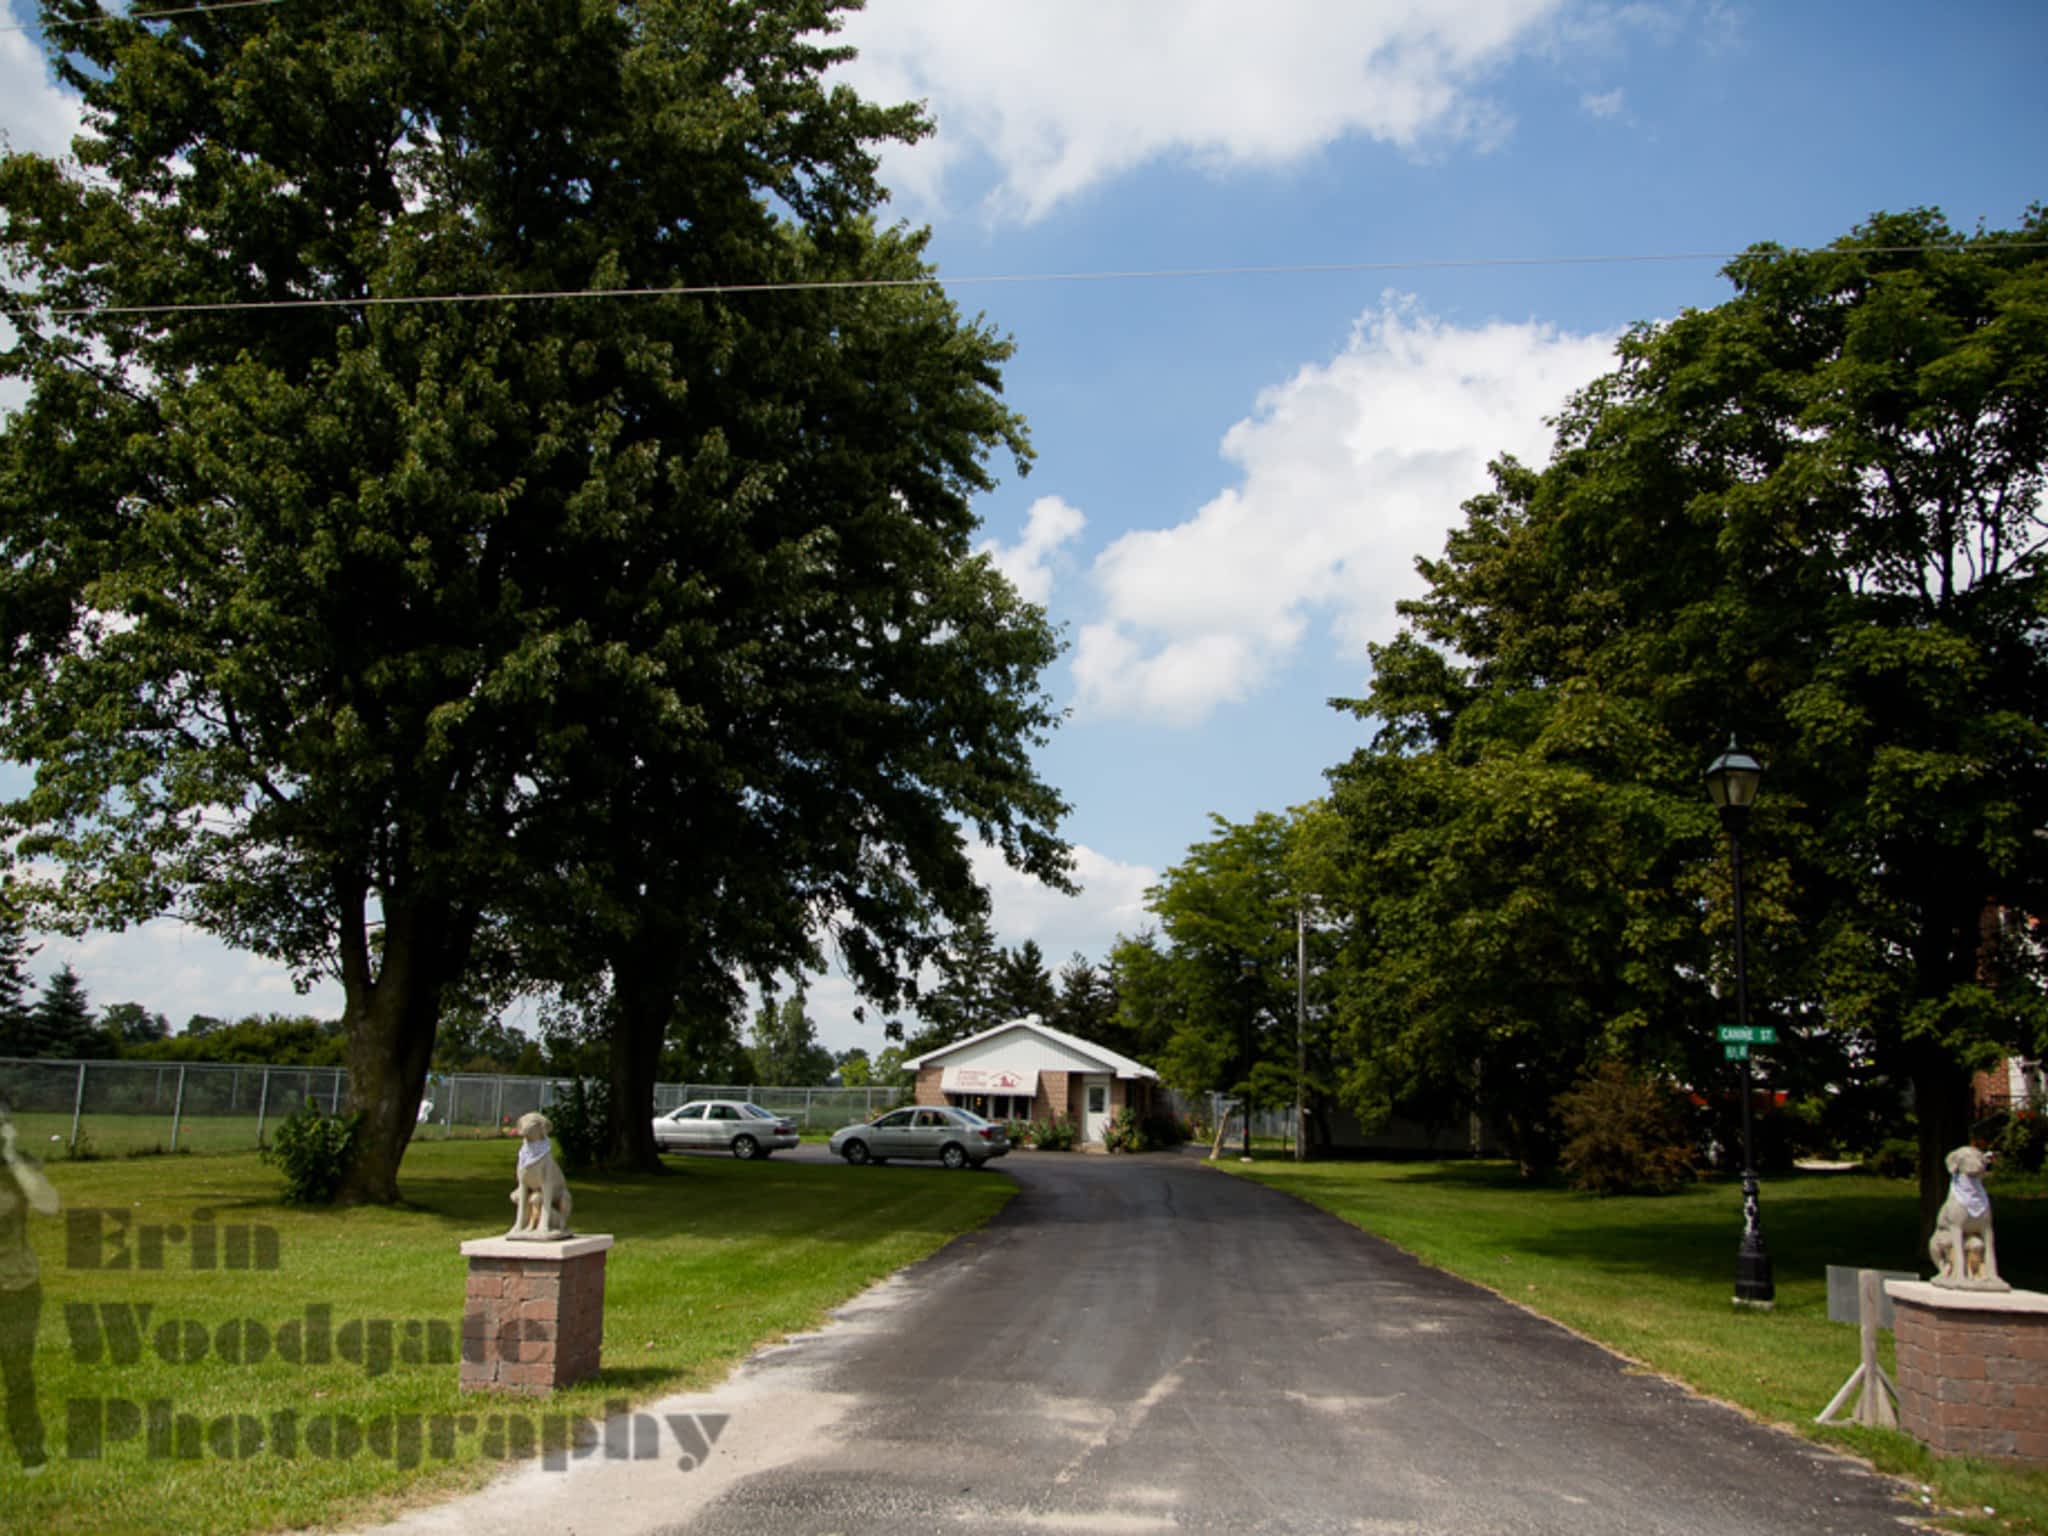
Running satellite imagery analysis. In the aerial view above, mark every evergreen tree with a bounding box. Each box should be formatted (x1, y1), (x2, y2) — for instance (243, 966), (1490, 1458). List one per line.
(28, 964), (94, 1059)
(993, 940), (1057, 1021)
(908, 911), (1005, 1051)
(1047, 954), (1119, 1045)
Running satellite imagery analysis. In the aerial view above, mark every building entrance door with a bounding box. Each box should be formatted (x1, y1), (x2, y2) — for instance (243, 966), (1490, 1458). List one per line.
(1082, 1076), (1111, 1146)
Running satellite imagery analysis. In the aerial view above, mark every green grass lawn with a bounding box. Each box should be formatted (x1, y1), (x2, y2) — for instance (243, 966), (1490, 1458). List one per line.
(9, 1110), (519, 1159)
(1228, 1155), (2048, 1536)
(7, 1138), (1011, 1535)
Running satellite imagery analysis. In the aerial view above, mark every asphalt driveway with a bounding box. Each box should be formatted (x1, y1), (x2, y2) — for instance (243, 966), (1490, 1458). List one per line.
(361, 1149), (1922, 1536)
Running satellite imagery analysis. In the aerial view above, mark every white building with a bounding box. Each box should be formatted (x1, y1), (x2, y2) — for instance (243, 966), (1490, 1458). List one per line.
(906, 1017), (1161, 1148)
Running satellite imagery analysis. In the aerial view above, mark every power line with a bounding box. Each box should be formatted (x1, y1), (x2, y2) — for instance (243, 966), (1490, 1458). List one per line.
(8, 243), (2045, 323)
(0, 0), (285, 33)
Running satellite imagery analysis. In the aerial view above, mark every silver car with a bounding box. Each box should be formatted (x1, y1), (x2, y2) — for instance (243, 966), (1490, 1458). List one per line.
(829, 1106), (1010, 1170)
(651, 1100), (800, 1160)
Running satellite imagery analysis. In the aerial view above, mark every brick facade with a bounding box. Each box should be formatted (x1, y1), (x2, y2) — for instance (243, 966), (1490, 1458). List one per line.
(1890, 1283), (2048, 1462)
(460, 1235), (613, 1394)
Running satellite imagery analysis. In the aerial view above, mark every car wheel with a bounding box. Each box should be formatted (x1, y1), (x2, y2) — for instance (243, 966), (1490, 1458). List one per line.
(940, 1142), (969, 1170)
(841, 1139), (870, 1166)
(732, 1134), (759, 1160)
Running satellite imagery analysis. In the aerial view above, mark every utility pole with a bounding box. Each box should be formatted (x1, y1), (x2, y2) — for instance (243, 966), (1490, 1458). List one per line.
(1295, 904), (1307, 1162)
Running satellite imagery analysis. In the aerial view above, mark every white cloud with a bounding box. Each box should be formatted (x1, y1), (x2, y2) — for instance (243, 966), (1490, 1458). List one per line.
(1073, 296), (1620, 726)
(969, 840), (1155, 964)
(0, 29), (83, 161)
(24, 920), (344, 1027)
(1580, 86), (1626, 116)
(788, 841), (1156, 1054)
(0, 30), (86, 423)
(977, 494), (1086, 607)
(833, 0), (1569, 221)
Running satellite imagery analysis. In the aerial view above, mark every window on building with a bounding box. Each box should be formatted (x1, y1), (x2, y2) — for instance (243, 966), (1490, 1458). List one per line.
(950, 1092), (1033, 1121)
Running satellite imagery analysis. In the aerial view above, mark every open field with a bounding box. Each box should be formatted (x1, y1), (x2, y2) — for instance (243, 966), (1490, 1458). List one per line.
(1230, 1156), (2048, 1536)
(5, 1139), (1012, 1535)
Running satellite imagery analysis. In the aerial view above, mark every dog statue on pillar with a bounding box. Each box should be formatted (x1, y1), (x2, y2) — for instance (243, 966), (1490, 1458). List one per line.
(1928, 1145), (2008, 1291)
(507, 1112), (574, 1240)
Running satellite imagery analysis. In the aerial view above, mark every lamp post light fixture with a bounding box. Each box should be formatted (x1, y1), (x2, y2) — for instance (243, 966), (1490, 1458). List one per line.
(1704, 735), (1774, 1309)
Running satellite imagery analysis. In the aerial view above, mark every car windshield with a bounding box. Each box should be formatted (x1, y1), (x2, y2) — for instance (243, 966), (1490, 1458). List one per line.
(742, 1104), (776, 1119)
(952, 1109), (991, 1126)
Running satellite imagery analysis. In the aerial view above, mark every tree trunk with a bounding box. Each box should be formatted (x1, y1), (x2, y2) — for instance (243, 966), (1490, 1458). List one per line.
(1911, 1052), (1977, 1250)
(335, 889), (472, 1204)
(604, 945), (673, 1173)
(1906, 896), (1999, 1248)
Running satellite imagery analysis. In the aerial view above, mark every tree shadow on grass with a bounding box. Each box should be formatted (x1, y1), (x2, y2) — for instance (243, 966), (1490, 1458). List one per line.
(380, 1161), (998, 1249)
(1489, 1183), (2047, 1294)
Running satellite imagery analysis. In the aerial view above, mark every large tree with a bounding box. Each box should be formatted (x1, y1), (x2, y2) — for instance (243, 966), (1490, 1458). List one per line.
(0, 0), (1066, 1198)
(1341, 209), (2048, 1226)
(1130, 812), (1315, 1108)
(1320, 701), (1708, 1173)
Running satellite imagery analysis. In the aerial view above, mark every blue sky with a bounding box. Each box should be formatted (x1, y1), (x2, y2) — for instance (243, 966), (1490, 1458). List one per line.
(4, 0), (2045, 1052)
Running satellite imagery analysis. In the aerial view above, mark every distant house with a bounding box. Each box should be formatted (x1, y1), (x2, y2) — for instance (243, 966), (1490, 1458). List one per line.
(1975, 1057), (2044, 1115)
(906, 1018), (1161, 1148)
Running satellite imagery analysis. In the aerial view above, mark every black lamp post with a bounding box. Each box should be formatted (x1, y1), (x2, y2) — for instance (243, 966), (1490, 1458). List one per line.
(1704, 736), (1774, 1309)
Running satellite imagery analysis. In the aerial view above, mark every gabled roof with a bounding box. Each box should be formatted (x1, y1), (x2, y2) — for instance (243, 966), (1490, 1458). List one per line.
(904, 1015), (1159, 1080)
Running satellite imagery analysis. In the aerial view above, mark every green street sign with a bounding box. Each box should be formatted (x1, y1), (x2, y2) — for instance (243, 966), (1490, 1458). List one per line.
(1724, 1043), (1751, 1061)
(1717, 1025), (1778, 1045)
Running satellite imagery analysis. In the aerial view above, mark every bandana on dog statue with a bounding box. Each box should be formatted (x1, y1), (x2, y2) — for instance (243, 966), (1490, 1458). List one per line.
(1928, 1145), (2008, 1292)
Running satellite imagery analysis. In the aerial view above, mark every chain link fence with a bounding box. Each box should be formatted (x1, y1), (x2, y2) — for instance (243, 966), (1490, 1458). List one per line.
(0, 1057), (911, 1157)
(1163, 1088), (1299, 1144)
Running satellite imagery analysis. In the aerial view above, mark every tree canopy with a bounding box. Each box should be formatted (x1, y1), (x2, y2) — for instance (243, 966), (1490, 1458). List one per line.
(1320, 208), (2048, 1220)
(0, 0), (1068, 1198)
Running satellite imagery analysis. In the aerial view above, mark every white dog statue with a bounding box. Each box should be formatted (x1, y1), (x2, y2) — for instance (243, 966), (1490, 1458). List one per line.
(507, 1112), (574, 1240)
(1928, 1145), (2008, 1291)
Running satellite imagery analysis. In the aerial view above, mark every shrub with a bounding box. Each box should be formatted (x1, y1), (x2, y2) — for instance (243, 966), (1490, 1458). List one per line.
(1995, 1107), (2048, 1174)
(1104, 1106), (1144, 1153)
(1029, 1115), (1077, 1150)
(261, 1101), (360, 1205)
(1866, 1138), (1918, 1179)
(1555, 1061), (1698, 1196)
(546, 1077), (611, 1171)
(1101, 1107), (1190, 1153)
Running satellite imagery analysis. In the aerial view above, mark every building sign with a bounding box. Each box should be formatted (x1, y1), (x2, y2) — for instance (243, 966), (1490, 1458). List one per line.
(939, 1066), (1039, 1095)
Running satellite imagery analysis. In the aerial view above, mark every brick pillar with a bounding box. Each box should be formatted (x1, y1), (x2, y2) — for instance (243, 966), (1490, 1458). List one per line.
(1886, 1281), (2048, 1462)
(460, 1235), (614, 1394)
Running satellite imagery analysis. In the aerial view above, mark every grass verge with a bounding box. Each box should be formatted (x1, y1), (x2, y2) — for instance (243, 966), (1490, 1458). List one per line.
(1226, 1156), (2048, 1536)
(8, 1138), (1011, 1535)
